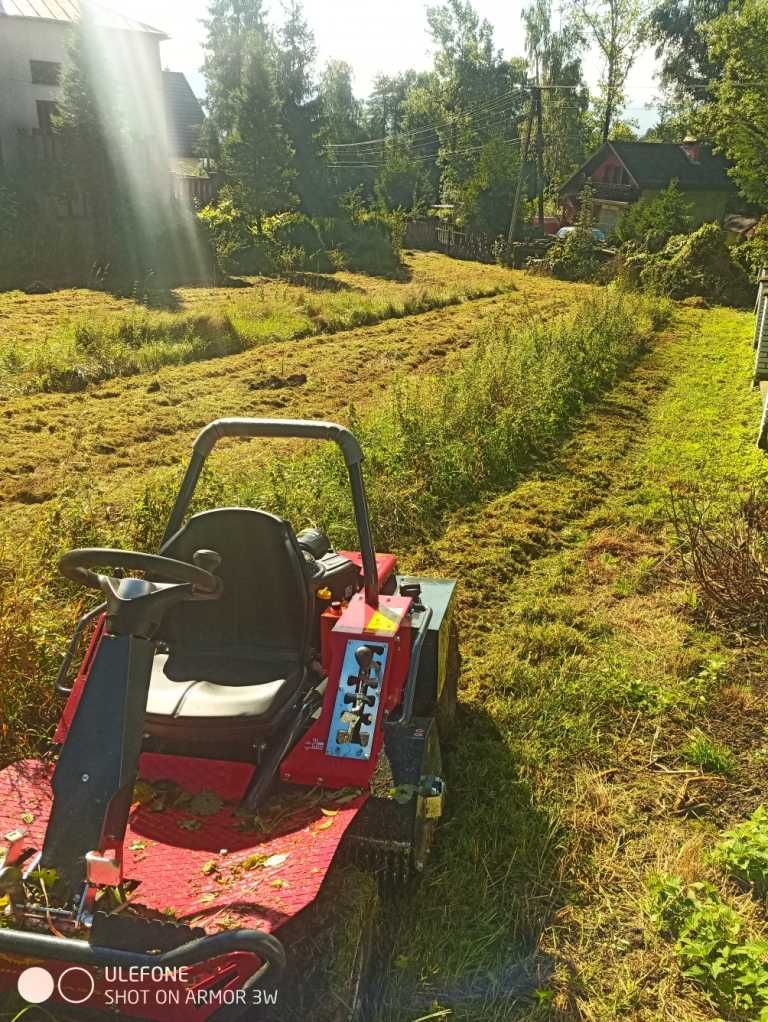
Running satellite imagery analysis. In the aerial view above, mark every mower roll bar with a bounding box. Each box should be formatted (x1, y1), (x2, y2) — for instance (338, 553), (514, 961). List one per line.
(0, 926), (285, 1022)
(162, 419), (380, 607)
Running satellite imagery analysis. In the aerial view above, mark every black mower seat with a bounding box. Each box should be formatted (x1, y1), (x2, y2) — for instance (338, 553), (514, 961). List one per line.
(143, 508), (315, 751)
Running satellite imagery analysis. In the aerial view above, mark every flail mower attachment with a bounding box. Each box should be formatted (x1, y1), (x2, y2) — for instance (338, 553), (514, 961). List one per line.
(0, 418), (456, 1020)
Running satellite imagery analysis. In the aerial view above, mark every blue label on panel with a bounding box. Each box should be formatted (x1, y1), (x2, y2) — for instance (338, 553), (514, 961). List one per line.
(325, 640), (389, 760)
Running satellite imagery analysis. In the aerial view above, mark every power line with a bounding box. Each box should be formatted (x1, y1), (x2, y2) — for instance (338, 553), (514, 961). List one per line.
(322, 86), (529, 151)
(328, 135), (526, 168)
(327, 99), (528, 161)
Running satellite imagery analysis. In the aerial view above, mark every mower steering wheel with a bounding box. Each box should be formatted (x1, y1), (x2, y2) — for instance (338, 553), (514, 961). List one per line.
(58, 549), (221, 595)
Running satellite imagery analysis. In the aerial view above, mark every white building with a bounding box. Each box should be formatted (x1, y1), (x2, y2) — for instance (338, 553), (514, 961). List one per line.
(0, 0), (202, 172)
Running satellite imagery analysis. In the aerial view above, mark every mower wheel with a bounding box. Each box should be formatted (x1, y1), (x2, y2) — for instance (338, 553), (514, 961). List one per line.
(436, 620), (460, 739)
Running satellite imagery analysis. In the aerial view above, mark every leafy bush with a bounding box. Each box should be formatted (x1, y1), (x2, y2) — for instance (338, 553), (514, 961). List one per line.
(615, 181), (693, 248)
(546, 228), (602, 282)
(198, 198), (279, 276)
(733, 215), (768, 280)
(712, 807), (768, 898)
(545, 182), (602, 283)
(641, 223), (753, 306)
(649, 875), (768, 1017)
(320, 214), (403, 275)
(263, 212), (334, 273)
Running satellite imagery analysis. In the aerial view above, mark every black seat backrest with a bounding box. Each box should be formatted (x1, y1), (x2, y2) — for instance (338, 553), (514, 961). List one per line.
(157, 509), (313, 684)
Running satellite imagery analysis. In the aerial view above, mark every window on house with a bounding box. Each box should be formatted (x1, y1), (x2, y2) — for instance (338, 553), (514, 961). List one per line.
(36, 100), (58, 133)
(30, 60), (61, 86)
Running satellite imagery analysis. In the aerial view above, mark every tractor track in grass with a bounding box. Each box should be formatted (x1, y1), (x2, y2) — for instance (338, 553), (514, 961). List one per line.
(369, 304), (768, 1022)
(0, 280), (586, 523)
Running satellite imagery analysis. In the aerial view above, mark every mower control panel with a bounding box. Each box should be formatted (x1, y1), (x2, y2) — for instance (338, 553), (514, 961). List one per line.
(325, 640), (388, 760)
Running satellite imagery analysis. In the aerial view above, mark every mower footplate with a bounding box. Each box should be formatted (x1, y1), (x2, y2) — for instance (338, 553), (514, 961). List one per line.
(0, 754), (367, 937)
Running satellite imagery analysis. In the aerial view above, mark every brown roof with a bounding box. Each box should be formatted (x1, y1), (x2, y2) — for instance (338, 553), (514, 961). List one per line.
(0, 0), (166, 36)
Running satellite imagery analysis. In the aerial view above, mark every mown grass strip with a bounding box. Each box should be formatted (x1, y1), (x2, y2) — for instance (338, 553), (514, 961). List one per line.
(364, 304), (766, 1022)
(0, 283), (510, 395)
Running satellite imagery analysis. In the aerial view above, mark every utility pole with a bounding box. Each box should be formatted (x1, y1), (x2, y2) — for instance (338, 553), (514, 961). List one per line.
(507, 85), (535, 247)
(535, 83), (545, 229)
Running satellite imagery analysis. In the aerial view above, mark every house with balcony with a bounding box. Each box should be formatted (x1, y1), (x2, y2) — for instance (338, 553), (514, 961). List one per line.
(559, 139), (740, 232)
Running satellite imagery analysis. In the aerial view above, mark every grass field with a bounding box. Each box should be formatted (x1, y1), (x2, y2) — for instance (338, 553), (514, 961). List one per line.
(0, 252), (588, 519)
(0, 252), (766, 1022)
(0, 253), (521, 394)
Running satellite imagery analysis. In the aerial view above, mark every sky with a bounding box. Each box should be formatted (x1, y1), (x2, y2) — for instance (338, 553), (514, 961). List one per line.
(116, 0), (662, 132)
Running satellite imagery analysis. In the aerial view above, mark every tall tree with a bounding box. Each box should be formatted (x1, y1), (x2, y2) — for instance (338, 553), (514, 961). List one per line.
(647, 0), (739, 100)
(317, 60), (372, 201)
(366, 72), (420, 138)
(523, 0), (590, 195)
(276, 0), (331, 213)
(203, 0), (295, 222)
(425, 0), (528, 225)
(203, 0), (268, 142)
(569, 0), (646, 142)
(700, 0), (768, 205)
(374, 139), (434, 212)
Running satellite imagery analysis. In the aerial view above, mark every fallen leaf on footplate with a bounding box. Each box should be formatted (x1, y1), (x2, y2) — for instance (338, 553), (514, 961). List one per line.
(187, 790), (224, 817)
(129, 840), (147, 852)
(270, 879), (287, 889)
(199, 892), (218, 904)
(20, 812), (34, 825)
(264, 853), (289, 868)
(243, 854), (269, 870)
(315, 818), (335, 831)
(320, 808), (339, 817)
(201, 860), (218, 876)
(132, 781), (157, 806)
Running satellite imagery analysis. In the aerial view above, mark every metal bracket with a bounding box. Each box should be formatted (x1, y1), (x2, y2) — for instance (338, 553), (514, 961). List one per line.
(2, 829), (29, 868)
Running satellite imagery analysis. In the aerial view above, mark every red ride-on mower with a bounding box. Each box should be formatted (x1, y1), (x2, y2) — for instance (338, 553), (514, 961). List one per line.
(0, 419), (457, 1021)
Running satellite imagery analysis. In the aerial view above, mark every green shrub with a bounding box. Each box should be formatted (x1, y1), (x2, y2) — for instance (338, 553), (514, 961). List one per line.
(615, 181), (693, 247)
(733, 215), (768, 280)
(546, 181), (602, 283)
(638, 223), (753, 307)
(198, 198), (279, 276)
(320, 214), (402, 275)
(263, 213), (334, 273)
(712, 806), (768, 897)
(649, 875), (768, 1017)
(546, 228), (602, 282)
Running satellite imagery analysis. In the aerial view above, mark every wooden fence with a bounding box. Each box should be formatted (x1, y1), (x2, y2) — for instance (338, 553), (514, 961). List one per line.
(404, 218), (498, 263)
(404, 218), (555, 269)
